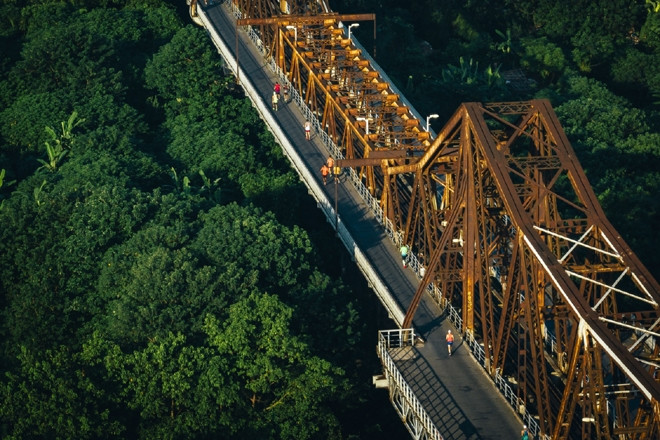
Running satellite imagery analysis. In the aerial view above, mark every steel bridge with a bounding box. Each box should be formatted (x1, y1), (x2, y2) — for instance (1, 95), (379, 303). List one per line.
(189, 1), (660, 439)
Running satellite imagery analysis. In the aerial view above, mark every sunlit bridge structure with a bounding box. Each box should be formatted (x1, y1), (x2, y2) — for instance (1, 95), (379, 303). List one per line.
(189, 1), (660, 439)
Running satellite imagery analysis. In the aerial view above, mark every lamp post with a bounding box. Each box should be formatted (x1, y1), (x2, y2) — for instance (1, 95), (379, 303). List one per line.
(426, 114), (439, 132)
(333, 165), (341, 230)
(348, 23), (360, 40)
(356, 117), (369, 134)
(285, 25), (297, 42)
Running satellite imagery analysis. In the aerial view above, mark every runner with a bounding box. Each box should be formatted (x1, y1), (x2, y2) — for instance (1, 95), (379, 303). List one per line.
(320, 163), (330, 184)
(521, 425), (529, 440)
(304, 120), (311, 140)
(446, 330), (454, 356)
(271, 92), (279, 111)
(400, 244), (409, 268)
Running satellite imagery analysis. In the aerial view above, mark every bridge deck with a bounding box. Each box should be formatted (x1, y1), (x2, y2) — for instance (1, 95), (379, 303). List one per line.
(203, 2), (523, 438)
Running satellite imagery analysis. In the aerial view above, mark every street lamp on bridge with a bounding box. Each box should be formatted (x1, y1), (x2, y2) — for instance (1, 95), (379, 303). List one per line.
(285, 25), (297, 42)
(426, 114), (439, 132)
(333, 165), (342, 230)
(356, 116), (370, 134)
(348, 23), (360, 40)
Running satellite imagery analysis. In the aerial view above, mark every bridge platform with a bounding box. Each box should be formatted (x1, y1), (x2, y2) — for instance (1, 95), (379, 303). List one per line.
(199, 2), (525, 438)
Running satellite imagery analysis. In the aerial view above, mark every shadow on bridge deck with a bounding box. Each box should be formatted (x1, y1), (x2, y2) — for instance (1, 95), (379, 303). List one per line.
(201, 2), (524, 438)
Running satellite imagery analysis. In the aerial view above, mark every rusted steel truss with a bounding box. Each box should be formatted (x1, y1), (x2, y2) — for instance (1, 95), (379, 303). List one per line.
(401, 100), (660, 439)
(233, 0), (330, 54)
(233, 0), (430, 197)
(226, 1), (660, 438)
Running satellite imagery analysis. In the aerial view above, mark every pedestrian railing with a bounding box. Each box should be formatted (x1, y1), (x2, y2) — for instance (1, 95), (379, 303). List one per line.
(378, 329), (444, 440)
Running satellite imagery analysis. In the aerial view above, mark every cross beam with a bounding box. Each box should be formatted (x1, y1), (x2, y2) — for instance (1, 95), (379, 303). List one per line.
(237, 13), (375, 26)
(337, 150), (407, 168)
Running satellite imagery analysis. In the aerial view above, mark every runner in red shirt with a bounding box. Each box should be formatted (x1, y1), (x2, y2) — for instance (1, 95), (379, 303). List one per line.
(446, 330), (454, 356)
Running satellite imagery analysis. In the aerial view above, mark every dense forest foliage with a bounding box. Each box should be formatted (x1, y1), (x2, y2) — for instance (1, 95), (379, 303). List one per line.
(0, 1), (405, 438)
(0, 0), (658, 439)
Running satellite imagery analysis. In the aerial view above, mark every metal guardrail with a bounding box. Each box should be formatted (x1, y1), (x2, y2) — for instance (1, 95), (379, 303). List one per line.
(380, 328), (416, 349)
(378, 329), (443, 440)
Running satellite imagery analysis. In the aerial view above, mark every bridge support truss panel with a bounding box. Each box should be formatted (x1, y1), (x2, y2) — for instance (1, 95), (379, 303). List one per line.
(377, 330), (443, 440)
(401, 101), (660, 439)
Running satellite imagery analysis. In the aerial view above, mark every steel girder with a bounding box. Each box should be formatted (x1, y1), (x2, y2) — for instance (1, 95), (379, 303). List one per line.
(401, 100), (660, 439)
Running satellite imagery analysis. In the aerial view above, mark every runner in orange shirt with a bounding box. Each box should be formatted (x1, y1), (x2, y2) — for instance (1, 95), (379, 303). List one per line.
(446, 330), (454, 356)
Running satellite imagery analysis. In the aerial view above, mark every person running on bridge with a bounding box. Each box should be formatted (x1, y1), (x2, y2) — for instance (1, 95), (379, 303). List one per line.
(326, 155), (334, 171)
(274, 81), (281, 97)
(400, 244), (409, 268)
(304, 120), (311, 140)
(271, 92), (279, 111)
(320, 163), (330, 185)
(283, 83), (290, 103)
(446, 330), (454, 356)
(521, 425), (529, 440)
